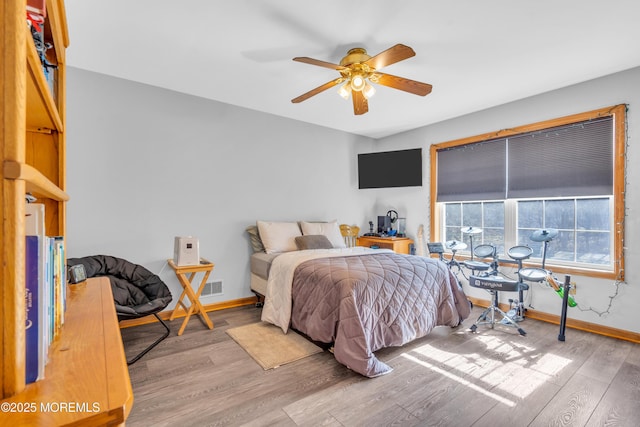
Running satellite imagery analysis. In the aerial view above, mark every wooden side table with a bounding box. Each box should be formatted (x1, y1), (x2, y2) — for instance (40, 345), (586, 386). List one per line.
(168, 258), (215, 336)
(356, 236), (414, 254)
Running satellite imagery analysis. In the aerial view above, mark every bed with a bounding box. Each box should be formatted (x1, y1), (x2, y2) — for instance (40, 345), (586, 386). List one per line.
(247, 221), (471, 377)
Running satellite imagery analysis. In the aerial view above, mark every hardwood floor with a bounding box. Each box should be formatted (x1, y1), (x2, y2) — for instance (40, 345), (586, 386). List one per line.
(121, 305), (640, 426)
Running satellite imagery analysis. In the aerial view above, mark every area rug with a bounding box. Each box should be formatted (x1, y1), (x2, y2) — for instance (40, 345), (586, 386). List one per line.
(226, 322), (323, 370)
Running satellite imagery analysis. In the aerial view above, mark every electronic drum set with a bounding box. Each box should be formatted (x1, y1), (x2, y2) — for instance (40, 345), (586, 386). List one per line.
(431, 226), (571, 337)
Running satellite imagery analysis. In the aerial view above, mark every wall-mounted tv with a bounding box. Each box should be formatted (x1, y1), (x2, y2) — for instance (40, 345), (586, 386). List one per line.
(358, 148), (422, 189)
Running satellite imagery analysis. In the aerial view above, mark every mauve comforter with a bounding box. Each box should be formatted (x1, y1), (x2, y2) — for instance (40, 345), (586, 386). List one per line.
(288, 251), (471, 377)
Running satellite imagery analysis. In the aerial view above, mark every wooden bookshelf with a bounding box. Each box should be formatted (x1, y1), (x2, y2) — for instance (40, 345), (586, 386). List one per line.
(2, 4), (133, 423)
(0, 278), (134, 426)
(4, 161), (69, 201)
(2, 0), (69, 399)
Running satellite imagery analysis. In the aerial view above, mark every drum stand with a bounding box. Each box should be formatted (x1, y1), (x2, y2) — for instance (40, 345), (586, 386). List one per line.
(468, 275), (527, 336)
(532, 229), (557, 269)
(508, 289), (528, 321)
(508, 275), (529, 322)
(445, 241), (466, 273)
(428, 241), (467, 278)
(462, 226), (483, 261)
(503, 229), (559, 327)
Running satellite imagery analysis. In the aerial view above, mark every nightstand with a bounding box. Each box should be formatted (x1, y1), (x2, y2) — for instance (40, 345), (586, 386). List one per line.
(356, 236), (414, 254)
(168, 258), (215, 335)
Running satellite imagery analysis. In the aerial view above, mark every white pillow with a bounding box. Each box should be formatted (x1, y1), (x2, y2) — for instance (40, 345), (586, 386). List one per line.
(256, 221), (302, 254)
(300, 220), (346, 249)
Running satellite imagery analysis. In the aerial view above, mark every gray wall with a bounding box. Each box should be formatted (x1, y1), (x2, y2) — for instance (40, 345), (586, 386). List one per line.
(367, 66), (640, 334)
(67, 65), (640, 335)
(66, 68), (373, 308)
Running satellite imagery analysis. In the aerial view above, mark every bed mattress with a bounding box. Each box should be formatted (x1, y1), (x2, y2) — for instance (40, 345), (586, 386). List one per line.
(250, 252), (279, 280)
(250, 252), (279, 297)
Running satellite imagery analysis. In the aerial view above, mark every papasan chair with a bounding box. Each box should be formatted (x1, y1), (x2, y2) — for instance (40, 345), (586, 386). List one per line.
(67, 255), (173, 364)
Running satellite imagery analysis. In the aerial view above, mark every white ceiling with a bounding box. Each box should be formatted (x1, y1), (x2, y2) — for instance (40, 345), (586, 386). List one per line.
(64, 0), (640, 139)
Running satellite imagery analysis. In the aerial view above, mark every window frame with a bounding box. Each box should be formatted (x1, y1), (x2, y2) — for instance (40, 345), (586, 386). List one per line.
(429, 104), (626, 280)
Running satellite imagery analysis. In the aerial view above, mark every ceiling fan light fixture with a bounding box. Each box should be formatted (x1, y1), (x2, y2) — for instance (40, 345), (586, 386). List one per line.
(291, 44), (432, 115)
(363, 81), (376, 99)
(337, 82), (351, 99)
(350, 74), (366, 92)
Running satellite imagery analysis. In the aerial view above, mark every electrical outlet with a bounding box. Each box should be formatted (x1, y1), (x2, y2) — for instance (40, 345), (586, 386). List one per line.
(570, 281), (577, 295)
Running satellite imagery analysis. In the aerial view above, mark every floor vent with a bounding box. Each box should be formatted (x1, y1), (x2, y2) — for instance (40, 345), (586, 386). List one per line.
(201, 280), (223, 297)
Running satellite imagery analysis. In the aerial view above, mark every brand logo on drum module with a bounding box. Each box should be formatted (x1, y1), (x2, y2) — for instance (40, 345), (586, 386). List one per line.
(476, 279), (503, 289)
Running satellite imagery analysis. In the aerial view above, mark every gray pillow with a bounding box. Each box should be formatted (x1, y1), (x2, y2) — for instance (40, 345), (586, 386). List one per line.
(245, 225), (265, 253)
(295, 234), (334, 250)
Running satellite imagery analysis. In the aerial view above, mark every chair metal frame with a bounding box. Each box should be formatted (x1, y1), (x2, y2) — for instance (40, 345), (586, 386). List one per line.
(126, 314), (171, 365)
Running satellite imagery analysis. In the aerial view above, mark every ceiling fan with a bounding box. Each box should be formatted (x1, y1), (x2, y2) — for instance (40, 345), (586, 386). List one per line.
(291, 44), (432, 115)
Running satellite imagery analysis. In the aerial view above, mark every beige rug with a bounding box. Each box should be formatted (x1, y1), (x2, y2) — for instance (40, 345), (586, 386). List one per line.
(226, 322), (323, 370)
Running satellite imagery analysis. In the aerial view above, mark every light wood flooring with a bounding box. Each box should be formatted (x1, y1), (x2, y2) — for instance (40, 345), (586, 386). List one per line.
(121, 304), (640, 427)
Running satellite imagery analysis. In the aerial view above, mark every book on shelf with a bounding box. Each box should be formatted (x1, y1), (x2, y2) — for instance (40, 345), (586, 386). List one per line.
(25, 203), (48, 380)
(25, 236), (40, 384)
(52, 236), (66, 333)
(24, 203), (67, 382)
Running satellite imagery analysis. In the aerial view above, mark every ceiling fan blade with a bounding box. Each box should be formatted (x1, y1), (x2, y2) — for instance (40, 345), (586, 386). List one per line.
(291, 77), (345, 103)
(364, 44), (415, 70)
(293, 56), (345, 71)
(352, 90), (368, 115)
(373, 73), (433, 96)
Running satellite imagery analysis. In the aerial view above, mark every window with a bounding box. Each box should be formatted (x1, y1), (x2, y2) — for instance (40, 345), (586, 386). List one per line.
(445, 197), (612, 269)
(430, 105), (626, 279)
(444, 201), (505, 253)
(518, 197), (612, 266)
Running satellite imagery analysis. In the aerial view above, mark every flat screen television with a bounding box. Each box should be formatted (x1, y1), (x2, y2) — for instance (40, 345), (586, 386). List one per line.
(358, 148), (422, 189)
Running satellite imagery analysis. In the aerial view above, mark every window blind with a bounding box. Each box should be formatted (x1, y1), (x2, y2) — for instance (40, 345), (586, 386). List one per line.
(436, 138), (506, 202)
(436, 117), (613, 202)
(507, 117), (613, 198)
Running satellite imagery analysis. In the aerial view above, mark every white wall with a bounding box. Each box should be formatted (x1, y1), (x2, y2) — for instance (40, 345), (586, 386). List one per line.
(67, 65), (640, 335)
(66, 68), (374, 308)
(369, 66), (640, 334)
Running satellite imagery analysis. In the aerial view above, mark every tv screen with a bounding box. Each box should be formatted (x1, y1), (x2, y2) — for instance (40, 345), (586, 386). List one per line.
(358, 148), (422, 189)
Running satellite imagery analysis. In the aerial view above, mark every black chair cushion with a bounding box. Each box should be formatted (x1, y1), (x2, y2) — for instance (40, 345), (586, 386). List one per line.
(67, 255), (172, 320)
